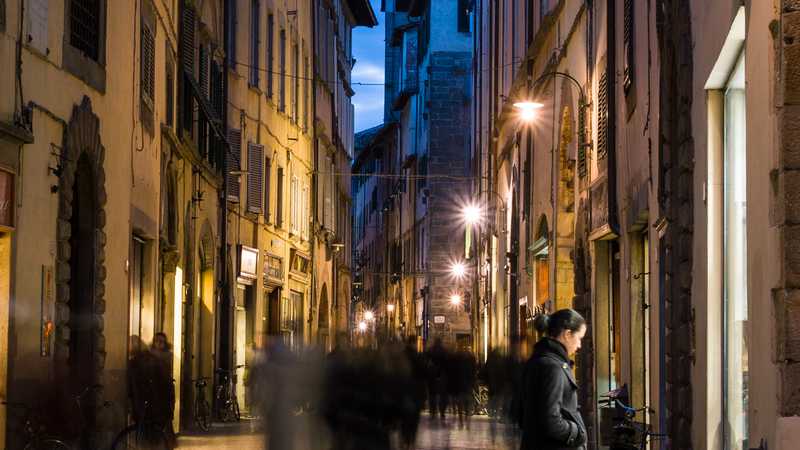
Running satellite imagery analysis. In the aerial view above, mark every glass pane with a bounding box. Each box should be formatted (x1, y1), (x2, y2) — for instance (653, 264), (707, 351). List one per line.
(724, 51), (748, 450)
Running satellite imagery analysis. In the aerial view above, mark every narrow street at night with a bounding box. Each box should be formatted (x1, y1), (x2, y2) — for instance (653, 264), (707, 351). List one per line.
(3, 0), (800, 448)
(176, 415), (520, 450)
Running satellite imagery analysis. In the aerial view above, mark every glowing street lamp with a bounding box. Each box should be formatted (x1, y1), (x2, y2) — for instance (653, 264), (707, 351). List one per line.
(364, 310), (374, 321)
(463, 204), (482, 225)
(450, 293), (463, 306)
(513, 100), (544, 122)
(450, 262), (467, 279)
(387, 303), (396, 313)
(358, 321), (368, 332)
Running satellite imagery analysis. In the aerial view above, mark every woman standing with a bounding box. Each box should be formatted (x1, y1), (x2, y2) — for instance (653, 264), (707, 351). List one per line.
(520, 309), (588, 450)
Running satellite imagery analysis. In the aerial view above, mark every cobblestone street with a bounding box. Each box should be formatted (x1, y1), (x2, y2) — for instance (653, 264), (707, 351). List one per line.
(177, 415), (520, 450)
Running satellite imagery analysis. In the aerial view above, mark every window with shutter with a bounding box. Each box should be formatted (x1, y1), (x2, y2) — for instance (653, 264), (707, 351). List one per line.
(166, 56), (174, 127)
(247, 143), (264, 213)
(211, 62), (223, 116)
(279, 29), (286, 111)
(199, 44), (209, 99)
(26, 0), (48, 54)
(623, 0), (634, 94)
(227, 129), (242, 201)
(264, 156), (272, 222)
(181, 4), (195, 74)
(267, 14), (274, 97)
(577, 103), (588, 177)
(141, 22), (155, 105)
(597, 72), (609, 161)
(249, 0), (260, 87)
(293, 42), (299, 122)
(227, 0), (236, 68)
(276, 167), (284, 227)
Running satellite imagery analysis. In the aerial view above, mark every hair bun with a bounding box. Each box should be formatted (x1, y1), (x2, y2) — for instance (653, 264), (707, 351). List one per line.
(533, 314), (550, 334)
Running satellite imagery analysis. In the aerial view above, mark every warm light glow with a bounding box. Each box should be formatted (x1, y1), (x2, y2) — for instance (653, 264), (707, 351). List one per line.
(358, 321), (368, 332)
(463, 204), (482, 225)
(387, 303), (395, 313)
(513, 101), (544, 122)
(451, 262), (467, 278)
(364, 310), (374, 321)
(450, 294), (463, 306)
(173, 267), (184, 430)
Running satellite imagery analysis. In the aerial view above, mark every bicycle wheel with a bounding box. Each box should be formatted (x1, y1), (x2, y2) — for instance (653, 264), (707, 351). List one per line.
(195, 397), (211, 432)
(111, 424), (169, 450)
(24, 439), (72, 450)
(232, 396), (241, 421)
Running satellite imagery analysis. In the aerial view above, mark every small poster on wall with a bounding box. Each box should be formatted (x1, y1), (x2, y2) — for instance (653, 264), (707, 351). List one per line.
(40, 265), (54, 357)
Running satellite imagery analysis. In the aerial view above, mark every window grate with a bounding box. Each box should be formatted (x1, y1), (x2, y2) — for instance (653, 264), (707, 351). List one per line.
(70, 0), (100, 60)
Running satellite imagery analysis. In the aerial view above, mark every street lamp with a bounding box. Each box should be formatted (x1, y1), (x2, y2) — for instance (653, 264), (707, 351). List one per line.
(513, 101), (545, 122)
(364, 310), (374, 321)
(449, 293), (463, 307)
(463, 204), (482, 225)
(450, 261), (467, 279)
(387, 303), (395, 313)
(358, 321), (368, 332)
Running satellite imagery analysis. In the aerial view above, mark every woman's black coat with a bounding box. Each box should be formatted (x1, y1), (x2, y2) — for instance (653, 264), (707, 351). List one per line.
(520, 337), (587, 450)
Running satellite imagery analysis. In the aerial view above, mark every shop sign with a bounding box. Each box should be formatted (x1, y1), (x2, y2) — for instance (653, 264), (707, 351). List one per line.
(238, 245), (258, 281)
(0, 169), (14, 230)
(433, 315), (446, 324)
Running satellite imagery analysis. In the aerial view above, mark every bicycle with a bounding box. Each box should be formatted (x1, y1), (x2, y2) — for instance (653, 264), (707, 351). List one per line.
(192, 377), (212, 432)
(471, 384), (489, 416)
(214, 366), (242, 422)
(3, 401), (71, 450)
(110, 399), (169, 450)
(5, 384), (110, 450)
(599, 385), (667, 450)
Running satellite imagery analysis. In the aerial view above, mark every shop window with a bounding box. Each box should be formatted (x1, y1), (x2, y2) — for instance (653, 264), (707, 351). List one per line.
(723, 51), (747, 450)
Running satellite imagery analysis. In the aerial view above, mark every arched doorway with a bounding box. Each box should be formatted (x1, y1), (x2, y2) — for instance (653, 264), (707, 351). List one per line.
(54, 97), (108, 443)
(68, 153), (97, 410)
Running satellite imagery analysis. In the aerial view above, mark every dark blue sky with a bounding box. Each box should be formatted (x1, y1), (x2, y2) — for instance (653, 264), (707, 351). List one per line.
(352, 0), (385, 132)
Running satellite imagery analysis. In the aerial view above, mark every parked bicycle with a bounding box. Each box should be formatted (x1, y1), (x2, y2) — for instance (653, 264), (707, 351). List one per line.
(111, 399), (169, 450)
(3, 401), (70, 450)
(192, 377), (212, 432)
(5, 384), (108, 450)
(600, 385), (666, 450)
(214, 366), (243, 422)
(471, 384), (489, 416)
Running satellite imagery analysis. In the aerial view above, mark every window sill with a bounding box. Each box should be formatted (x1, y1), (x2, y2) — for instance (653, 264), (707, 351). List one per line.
(62, 43), (106, 93)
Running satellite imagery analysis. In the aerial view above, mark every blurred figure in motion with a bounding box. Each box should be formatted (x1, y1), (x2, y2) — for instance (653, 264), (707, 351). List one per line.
(426, 338), (449, 420)
(261, 337), (300, 450)
(453, 348), (477, 429)
(400, 337), (426, 449)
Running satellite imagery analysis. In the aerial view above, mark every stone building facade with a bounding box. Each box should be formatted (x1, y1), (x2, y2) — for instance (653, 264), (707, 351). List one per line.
(352, 0), (473, 348)
(471, 0), (800, 449)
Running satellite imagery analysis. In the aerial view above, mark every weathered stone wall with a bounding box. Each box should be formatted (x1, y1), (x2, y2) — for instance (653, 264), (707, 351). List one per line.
(778, 1), (800, 418)
(656, 0), (695, 448)
(427, 51), (473, 337)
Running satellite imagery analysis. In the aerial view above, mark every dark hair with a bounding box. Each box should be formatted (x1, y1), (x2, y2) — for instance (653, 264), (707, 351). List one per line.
(533, 308), (586, 337)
